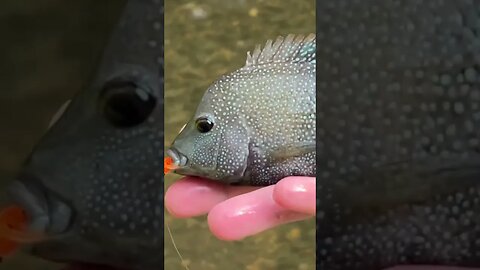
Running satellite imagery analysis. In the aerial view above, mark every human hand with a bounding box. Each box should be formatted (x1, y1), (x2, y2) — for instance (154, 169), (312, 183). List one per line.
(165, 177), (479, 270)
(165, 176), (315, 240)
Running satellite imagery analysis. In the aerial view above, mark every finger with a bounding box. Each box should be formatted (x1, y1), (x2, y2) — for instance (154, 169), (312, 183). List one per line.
(273, 176), (316, 215)
(165, 177), (258, 218)
(207, 185), (310, 241)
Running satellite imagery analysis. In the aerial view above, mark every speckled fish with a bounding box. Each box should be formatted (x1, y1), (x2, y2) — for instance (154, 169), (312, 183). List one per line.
(0, 0), (164, 269)
(166, 34), (316, 186)
(317, 1), (480, 269)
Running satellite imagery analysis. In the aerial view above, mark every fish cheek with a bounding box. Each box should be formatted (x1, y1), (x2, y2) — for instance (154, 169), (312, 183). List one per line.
(186, 131), (220, 172)
(214, 125), (250, 183)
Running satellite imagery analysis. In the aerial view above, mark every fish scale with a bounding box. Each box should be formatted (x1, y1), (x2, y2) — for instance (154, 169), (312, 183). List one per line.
(167, 34), (316, 186)
(317, 0), (480, 269)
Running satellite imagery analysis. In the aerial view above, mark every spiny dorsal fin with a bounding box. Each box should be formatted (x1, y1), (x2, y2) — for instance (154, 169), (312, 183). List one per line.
(245, 34), (316, 67)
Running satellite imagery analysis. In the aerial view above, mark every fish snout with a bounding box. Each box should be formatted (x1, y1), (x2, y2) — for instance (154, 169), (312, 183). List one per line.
(3, 176), (73, 242)
(166, 147), (187, 168)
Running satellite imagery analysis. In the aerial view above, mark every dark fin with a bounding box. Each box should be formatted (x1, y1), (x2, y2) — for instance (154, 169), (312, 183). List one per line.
(271, 142), (316, 163)
(334, 158), (480, 211)
(244, 34), (316, 67)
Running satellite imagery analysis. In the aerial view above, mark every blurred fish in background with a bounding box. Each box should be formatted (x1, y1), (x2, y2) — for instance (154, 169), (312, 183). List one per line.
(0, 0), (165, 269)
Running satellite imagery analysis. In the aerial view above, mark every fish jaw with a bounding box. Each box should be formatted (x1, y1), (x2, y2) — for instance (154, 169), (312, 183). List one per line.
(166, 147), (249, 184)
(165, 145), (211, 176)
(165, 147), (187, 168)
(5, 175), (73, 240)
(167, 132), (253, 183)
(166, 146), (220, 179)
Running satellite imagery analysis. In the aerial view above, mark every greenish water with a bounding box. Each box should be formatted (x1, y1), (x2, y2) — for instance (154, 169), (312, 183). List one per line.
(164, 0), (316, 269)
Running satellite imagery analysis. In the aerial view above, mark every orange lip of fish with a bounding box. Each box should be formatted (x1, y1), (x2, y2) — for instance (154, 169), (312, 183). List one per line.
(0, 205), (47, 259)
(165, 147), (187, 175)
(164, 156), (178, 174)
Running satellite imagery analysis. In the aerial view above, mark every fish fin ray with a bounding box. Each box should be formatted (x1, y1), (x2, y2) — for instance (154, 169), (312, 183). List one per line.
(245, 34), (315, 67)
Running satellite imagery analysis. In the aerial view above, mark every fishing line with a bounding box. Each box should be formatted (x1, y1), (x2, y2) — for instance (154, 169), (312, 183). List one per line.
(166, 220), (191, 270)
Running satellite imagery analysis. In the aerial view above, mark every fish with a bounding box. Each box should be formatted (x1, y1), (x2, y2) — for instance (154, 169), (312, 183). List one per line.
(0, 0), (164, 269)
(317, 0), (480, 269)
(165, 34), (316, 186)
(163, 156), (176, 175)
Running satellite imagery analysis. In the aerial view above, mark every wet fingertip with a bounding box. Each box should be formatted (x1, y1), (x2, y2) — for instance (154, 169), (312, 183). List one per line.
(164, 185), (196, 218)
(272, 177), (298, 208)
(207, 206), (238, 241)
(206, 188), (276, 241)
(272, 177), (316, 215)
(164, 186), (182, 217)
(163, 202), (188, 219)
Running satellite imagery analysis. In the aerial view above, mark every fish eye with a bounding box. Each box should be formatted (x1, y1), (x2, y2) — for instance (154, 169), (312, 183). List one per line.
(195, 117), (214, 133)
(100, 80), (156, 128)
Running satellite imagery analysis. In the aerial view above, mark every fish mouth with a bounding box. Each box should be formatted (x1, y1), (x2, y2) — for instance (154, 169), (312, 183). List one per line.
(166, 147), (188, 168)
(3, 174), (73, 243)
(165, 147), (217, 179)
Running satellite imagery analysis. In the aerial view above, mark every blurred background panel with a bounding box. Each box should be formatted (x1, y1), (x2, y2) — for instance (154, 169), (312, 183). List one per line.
(0, 0), (125, 269)
(164, 0), (315, 269)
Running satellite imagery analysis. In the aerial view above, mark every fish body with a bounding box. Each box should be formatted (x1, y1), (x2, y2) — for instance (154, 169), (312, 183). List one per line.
(317, 0), (480, 269)
(168, 34), (316, 186)
(4, 0), (164, 269)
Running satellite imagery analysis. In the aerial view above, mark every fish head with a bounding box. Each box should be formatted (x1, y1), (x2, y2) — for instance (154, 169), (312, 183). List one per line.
(168, 77), (251, 184)
(2, 0), (165, 269)
(168, 34), (317, 186)
(5, 67), (163, 269)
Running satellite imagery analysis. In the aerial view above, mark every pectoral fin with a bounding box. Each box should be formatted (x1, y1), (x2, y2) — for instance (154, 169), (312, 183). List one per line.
(271, 142), (316, 163)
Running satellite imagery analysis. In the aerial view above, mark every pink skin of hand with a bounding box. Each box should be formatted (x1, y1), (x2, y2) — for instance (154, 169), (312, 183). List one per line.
(165, 176), (478, 270)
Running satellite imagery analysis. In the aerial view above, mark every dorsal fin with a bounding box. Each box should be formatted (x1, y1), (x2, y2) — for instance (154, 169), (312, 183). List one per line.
(244, 34), (316, 67)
